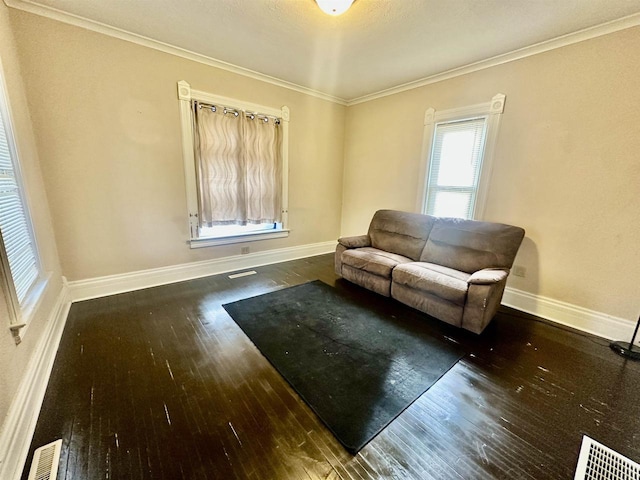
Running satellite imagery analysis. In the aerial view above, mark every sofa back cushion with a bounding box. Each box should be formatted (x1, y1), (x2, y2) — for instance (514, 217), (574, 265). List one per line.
(420, 217), (525, 273)
(368, 210), (435, 261)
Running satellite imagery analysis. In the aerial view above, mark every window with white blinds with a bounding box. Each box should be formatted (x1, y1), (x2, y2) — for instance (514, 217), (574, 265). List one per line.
(419, 94), (506, 220)
(0, 89), (39, 307)
(424, 117), (488, 219)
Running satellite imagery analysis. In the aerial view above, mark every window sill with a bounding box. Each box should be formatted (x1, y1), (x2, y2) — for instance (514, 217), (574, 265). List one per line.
(10, 272), (51, 342)
(189, 229), (290, 249)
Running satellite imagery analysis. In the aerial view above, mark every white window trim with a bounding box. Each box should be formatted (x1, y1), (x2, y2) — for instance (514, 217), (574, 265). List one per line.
(189, 229), (290, 249)
(0, 61), (46, 343)
(8, 273), (51, 341)
(177, 81), (290, 248)
(416, 93), (506, 220)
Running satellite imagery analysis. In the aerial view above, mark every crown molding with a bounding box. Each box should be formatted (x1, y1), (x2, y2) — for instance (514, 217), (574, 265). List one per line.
(346, 12), (640, 106)
(4, 0), (640, 107)
(3, 0), (349, 106)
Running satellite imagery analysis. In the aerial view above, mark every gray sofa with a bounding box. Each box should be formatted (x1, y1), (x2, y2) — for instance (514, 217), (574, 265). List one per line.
(335, 210), (525, 334)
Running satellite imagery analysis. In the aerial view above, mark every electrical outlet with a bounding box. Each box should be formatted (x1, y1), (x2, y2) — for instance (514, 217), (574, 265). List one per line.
(241, 246), (250, 255)
(513, 265), (526, 277)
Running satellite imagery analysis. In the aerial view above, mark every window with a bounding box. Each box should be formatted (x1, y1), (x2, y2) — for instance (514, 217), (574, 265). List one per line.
(418, 94), (506, 220)
(0, 71), (42, 339)
(177, 81), (290, 248)
(425, 118), (487, 218)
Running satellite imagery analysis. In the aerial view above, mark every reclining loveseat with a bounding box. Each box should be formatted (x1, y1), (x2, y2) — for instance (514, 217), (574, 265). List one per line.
(335, 210), (525, 334)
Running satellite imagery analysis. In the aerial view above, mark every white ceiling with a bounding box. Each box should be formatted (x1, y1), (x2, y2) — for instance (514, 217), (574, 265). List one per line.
(9, 0), (640, 101)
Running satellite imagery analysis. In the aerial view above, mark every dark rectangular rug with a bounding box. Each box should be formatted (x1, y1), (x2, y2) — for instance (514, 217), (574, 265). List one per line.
(222, 280), (465, 453)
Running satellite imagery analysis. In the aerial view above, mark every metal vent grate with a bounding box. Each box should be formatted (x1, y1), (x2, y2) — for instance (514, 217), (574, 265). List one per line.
(27, 439), (62, 480)
(575, 436), (640, 480)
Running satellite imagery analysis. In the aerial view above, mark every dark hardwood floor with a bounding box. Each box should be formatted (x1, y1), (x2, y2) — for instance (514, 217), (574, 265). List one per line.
(22, 253), (640, 479)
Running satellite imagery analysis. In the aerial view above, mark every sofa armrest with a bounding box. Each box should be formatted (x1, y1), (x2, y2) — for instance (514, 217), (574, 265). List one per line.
(462, 278), (508, 334)
(338, 234), (371, 249)
(468, 268), (509, 285)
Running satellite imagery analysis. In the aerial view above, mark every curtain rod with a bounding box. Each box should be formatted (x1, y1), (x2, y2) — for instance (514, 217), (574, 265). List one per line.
(193, 100), (281, 123)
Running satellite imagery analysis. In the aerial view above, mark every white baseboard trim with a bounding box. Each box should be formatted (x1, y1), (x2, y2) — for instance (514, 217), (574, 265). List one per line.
(68, 240), (337, 302)
(0, 283), (71, 480)
(502, 286), (637, 344)
(69, 244), (635, 343)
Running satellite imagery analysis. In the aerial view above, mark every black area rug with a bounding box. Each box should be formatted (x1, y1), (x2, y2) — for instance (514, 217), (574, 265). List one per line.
(223, 280), (465, 453)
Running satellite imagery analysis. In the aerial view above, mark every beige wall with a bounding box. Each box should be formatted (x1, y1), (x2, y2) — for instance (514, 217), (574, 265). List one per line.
(342, 27), (640, 321)
(4, 8), (639, 326)
(0, 2), (63, 430)
(1, 1), (638, 469)
(9, 10), (346, 281)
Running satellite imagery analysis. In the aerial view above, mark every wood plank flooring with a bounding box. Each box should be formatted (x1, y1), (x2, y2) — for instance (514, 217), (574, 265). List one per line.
(21, 254), (640, 479)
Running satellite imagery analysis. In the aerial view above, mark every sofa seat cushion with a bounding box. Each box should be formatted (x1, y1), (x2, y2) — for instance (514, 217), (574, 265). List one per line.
(393, 262), (470, 305)
(341, 247), (412, 279)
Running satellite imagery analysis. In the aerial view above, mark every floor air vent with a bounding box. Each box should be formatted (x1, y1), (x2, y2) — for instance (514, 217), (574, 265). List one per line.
(575, 436), (640, 480)
(27, 439), (62, 480)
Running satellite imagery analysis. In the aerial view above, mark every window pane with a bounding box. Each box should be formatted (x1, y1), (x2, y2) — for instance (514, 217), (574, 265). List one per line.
(430, 191), (473, 218)
(425, 117), (487, 219)
(200, 222), (278, 238)
(437, 129), (480, 187)
(0, 94), (39, 305)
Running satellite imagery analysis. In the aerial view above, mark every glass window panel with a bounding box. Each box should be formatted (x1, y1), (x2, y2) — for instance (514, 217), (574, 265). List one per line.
(200, 222), (278, 238)
(431, 191), (473, 218)
(425, 117), (487, 219)
(0, 97), (39, 306)
(436, 129), (478, 187)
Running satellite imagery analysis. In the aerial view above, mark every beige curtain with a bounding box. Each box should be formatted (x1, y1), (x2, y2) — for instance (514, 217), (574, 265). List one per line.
(195, 104), (282, 226)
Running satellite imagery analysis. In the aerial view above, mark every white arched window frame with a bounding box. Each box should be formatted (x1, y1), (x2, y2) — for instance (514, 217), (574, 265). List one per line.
(416, 93), (506, 220)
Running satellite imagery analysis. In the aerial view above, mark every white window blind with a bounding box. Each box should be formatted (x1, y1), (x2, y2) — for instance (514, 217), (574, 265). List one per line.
(425, 117), (488, 219)
(0, 105), (39, 305)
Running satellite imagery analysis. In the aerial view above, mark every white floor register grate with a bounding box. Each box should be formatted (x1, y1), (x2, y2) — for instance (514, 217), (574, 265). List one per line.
(27, 439), (62, 480)
(575, 436), (640, 480)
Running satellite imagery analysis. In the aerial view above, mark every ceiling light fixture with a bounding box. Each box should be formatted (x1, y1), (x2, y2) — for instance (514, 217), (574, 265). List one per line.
(315, 0), (355, 16)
